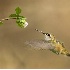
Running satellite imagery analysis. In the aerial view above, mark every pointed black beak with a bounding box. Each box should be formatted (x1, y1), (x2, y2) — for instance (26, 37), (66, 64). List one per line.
(42, 33), (46, 34)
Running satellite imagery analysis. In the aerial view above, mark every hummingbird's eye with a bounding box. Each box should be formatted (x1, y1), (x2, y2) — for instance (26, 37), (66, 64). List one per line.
(46, 33), (50, 36)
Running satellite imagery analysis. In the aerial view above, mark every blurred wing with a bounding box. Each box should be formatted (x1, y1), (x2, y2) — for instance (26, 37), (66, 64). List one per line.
(24, 40), (55, 50)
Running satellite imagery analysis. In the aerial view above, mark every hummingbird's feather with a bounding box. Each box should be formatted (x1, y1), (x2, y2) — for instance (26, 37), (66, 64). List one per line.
(66, 53), (70, 57)
(25, 40), (55, 50)
(24, 40), (70, 57)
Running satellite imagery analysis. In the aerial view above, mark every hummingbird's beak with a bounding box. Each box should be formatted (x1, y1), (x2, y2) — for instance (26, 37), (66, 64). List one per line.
(35, 29), (45, 34)
(35, 29), (49, 36)
(42, 33), (45, 34)
(42, 33), (46, 35)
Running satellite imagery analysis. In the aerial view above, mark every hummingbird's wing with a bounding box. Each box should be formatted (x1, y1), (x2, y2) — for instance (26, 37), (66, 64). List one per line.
(24, 39), (55, 50)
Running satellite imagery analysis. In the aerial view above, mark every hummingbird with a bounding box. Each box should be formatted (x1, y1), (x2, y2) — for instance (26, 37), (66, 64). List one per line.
(25, 29), (70, 57)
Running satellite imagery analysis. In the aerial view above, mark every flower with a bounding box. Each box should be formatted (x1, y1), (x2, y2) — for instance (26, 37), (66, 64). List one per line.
(24, 21), (28, 28)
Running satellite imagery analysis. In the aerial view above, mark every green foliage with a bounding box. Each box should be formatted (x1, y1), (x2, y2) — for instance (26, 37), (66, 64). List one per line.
(9, 7), (27, 28)
(0, 7), (28, 28)
(16, 17), (26, 28)
(9, 7), (22, 18)
(15, 7), (21, 15)
(9, 14), (18, 17)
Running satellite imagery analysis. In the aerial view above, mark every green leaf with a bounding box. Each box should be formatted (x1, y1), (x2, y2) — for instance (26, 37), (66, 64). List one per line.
(16, 18), (26, 28)
(0, 21), (3, 25)
(8, 7), (28, 28)
(15, 7), (21, 15)
(9, 14), (18, 17)
(18, 16), (26, 19)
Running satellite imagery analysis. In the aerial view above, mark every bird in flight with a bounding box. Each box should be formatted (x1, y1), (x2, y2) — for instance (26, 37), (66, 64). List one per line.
(25, 29), (70, 57)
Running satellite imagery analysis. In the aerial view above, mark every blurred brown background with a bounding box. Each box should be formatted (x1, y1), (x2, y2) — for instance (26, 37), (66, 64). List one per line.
(0, 0), (70, 69)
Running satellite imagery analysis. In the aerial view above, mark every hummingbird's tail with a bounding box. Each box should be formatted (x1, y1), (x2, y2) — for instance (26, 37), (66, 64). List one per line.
(61, 49), (70, 57)
(66, 53), (70, 57)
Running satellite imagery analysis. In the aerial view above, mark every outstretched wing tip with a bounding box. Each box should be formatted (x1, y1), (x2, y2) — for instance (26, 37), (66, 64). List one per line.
(24, 40), (54, 50)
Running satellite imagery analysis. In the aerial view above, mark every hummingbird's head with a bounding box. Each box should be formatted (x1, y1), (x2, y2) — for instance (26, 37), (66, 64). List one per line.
(43, 33), (55, 41)
(35, 29), (56, 41)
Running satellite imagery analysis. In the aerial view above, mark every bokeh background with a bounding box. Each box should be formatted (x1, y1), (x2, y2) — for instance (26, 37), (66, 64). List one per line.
(0, 0), (70, 69)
